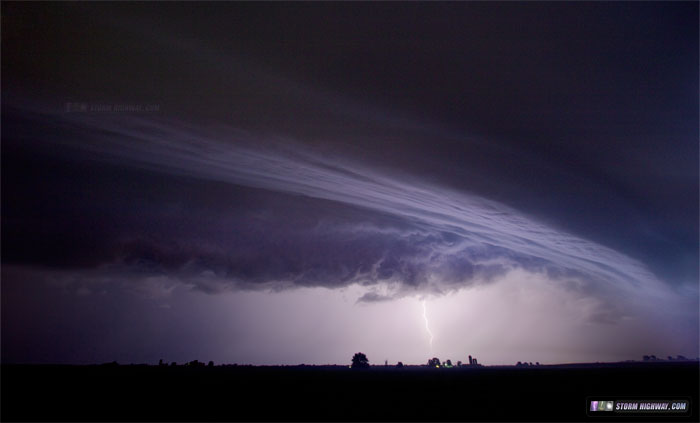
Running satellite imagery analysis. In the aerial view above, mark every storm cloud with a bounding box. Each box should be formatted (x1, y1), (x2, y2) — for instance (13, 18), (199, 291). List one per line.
(2, 103), (684, 317)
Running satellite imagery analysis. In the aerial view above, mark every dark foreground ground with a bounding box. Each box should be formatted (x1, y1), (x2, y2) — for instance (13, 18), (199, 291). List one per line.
(1, 361), (698, 421)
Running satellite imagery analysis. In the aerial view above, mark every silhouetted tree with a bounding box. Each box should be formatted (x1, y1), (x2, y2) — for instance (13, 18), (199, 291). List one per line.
(428, 357), (441, 367)
(208, 361), (214, 367)
(445, 359), (453, 367)
(457, 361), (462, 367)
(351, 352), (369, 368)
(396, 362), (404, 368)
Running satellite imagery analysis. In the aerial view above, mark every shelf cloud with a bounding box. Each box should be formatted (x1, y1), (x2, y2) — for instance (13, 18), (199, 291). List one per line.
(4, 105), (678, 310)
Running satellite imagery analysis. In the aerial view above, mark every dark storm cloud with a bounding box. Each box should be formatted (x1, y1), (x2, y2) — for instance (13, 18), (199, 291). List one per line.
(3, 1), (696, 289)
(2, 104), (672, 308)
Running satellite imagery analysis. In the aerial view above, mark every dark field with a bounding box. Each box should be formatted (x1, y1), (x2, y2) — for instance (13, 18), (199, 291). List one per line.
(1, 362), (698, 421)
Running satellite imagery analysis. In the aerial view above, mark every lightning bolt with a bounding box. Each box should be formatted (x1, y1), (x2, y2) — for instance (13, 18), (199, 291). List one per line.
(422, 300), (434, 351)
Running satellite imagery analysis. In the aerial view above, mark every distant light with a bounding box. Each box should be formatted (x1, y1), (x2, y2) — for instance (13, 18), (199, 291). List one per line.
(436, 365), (439, 368)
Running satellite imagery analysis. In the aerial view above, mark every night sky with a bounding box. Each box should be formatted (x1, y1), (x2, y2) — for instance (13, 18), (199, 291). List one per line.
(2, 2), (698, 365)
